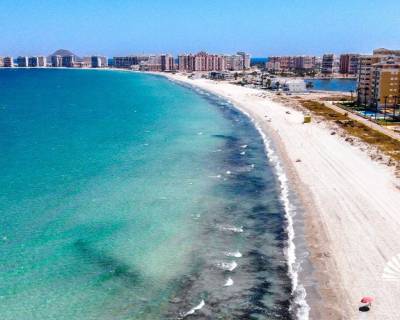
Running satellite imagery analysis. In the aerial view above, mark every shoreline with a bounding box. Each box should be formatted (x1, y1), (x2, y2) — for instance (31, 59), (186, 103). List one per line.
(153, 72), (400, 319)
(160, 73), (315, 318)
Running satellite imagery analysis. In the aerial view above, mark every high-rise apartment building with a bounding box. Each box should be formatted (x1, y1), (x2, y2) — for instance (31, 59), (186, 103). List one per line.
(3, 56), (13, 67)
(62, 55), (75, 67)
(357, 48), (400, 107)
(178, 52), (226, 72)
(91, 56), (102, 68)
(160, 54), (175, 71)
(339, 54), (360, 74)
(321, 54), (335, 74)
(371, 57), (400, 108)
(37, 56), (47, 67)
(266, 56), (317, 73)
(51, 55), (62, 67)
(100, 56), (108, 67)
(237, 52), (251, 70)
(28, 56), (39, 67)
(17, 56), (29, 67)
(113, 56), (139, 68)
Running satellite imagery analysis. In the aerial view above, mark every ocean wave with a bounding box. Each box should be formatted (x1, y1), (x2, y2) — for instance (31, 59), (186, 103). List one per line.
(225, 251), (242, 258)
(224, 277), (234, 286)
(217, 261), (238, 271)
(218, 225), (243, 233)
(182, 300), (205, 318)
(208, 174), (222, 179)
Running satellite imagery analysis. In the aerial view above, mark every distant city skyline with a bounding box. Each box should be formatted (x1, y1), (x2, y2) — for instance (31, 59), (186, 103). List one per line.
(0, 0), (399, 57)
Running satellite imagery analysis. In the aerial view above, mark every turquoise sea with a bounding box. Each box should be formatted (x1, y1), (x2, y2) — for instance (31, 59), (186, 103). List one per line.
(0, 69), (296, 319)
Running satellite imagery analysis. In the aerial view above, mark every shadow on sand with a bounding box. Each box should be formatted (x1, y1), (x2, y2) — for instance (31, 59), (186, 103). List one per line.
(359, 305), (370, 312)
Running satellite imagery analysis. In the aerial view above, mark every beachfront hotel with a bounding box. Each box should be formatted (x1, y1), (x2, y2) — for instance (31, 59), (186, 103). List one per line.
(357, 48), (400, 107)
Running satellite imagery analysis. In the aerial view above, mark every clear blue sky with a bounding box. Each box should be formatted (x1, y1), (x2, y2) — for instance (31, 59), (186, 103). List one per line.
(0, 0), (399, 57)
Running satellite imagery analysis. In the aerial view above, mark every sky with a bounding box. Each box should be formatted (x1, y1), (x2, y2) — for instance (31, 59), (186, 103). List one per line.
(0, 0), (399, 57)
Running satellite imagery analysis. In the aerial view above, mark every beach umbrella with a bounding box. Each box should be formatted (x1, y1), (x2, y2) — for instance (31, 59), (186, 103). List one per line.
(360, 296), (374, 304)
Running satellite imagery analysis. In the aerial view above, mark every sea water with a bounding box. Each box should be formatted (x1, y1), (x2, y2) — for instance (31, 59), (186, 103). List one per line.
(0, 69), (302, 319)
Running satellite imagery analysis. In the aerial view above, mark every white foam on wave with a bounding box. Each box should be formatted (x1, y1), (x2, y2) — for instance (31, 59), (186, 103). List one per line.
(241, 110), (310, 319)
(224, 277), (234, 286)
(219, 225), (243, 233)
(183, 300), (205, 317)
(217, 261), (237, 271)
(225, 251), (242, 258)
(208, 174), (222, 179)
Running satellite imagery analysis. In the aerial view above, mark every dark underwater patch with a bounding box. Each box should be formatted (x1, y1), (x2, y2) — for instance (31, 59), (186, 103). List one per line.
(74, 239), (141, 287)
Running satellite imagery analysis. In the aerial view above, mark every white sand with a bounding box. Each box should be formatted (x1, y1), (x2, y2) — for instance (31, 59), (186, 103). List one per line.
(162, 74), (400, 319)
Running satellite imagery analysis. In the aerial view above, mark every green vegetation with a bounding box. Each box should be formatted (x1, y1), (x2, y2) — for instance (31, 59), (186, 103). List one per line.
(300, 100), (400, 163)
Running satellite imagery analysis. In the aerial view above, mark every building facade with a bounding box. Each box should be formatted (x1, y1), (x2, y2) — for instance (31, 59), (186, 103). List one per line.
(17, 56), (29, 67)
(160, 54), (175, 71)
(38, 56), (47, 67)
(62, 55), (75, 67)
(51, 55), (62, 67)
(237, 52), (251, 70)
(266, 56), (317, 73)
(3, 56), (13, 67)
(91, 56), (101, 68)
(321, 54), (335, 74)
(28, 56), (39, 67)
(178, 52), (225, 72)
(339, 54), (360, 74)
(371, 57), (400, 108)
(357, 49), (400, 107)
(113, 56), (139, 68)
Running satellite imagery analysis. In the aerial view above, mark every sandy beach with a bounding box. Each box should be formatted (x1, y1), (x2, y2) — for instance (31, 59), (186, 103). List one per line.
(160, 73), (400, 319)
